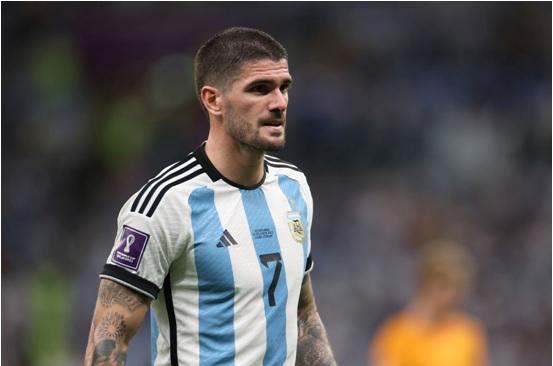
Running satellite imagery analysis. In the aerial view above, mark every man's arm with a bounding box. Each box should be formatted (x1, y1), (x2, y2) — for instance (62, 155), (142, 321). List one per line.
(84, 278), (151, 366)
(296, 274), (337, 366)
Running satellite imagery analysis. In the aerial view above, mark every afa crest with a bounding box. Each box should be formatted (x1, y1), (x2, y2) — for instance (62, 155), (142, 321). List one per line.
(287, 211), (305, 243)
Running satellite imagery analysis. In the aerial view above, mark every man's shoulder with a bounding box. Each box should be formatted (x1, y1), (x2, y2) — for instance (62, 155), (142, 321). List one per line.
(264, 154), (305, 177)
(125, 152), (209, 218)
(264, 154), (311, 198)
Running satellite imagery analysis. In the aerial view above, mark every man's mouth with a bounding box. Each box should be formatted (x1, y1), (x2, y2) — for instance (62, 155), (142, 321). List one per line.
(262, 120), (284, 127)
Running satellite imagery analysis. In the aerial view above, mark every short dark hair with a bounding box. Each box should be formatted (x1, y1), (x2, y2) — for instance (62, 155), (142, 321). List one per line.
(194, 27), (288, 102)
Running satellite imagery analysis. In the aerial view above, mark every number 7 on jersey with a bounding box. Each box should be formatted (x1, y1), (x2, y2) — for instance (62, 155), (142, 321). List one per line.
(259, 253), (282, 307)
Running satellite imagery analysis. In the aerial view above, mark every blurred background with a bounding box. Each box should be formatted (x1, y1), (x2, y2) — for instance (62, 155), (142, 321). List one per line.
(2, 2), (551, 365)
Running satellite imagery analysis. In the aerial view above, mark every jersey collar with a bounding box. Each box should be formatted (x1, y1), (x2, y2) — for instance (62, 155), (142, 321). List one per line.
(193, 142), (268, 190)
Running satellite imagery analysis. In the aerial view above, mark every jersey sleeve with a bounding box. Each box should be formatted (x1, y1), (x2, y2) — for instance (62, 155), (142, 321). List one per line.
(100, 190), (190, 299)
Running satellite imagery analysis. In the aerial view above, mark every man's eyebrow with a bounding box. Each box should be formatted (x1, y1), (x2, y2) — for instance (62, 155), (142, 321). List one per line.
(282, 78), (293, 87)
(246, 78), (293, 88)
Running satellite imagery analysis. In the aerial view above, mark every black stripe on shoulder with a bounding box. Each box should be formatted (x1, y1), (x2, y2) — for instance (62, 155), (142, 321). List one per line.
(264, 155), (297, 166)
(265, 160), (302, 172)
(136, 159), (200, 215)
(100, 264), (159, 299)
(145, 168), (205, 217)
(264, 154), (280, 161)
(131, 157), (193, 212)
(265, 155), (301, 170)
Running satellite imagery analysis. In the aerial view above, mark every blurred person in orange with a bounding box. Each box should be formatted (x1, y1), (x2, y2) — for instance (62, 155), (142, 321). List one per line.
(368, 240), (488, 366)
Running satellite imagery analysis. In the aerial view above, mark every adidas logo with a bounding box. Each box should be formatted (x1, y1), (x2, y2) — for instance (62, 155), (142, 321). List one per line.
(217, 230), (238, 248)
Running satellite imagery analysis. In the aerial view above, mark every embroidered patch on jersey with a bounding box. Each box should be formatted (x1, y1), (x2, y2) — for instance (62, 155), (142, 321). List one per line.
(287, 211), (305, 243)
(111, 225), (150, 270)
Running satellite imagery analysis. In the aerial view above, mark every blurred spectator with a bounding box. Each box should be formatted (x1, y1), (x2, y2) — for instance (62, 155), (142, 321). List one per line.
(2, 3), (550, 365)
(369, 240), (488, 366)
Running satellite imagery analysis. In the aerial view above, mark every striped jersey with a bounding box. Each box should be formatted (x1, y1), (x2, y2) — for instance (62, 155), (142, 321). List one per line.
(100, 142), (313, 366)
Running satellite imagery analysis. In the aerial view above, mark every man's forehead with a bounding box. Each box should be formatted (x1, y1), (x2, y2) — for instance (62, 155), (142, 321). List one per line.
(237, 58), (291, 81)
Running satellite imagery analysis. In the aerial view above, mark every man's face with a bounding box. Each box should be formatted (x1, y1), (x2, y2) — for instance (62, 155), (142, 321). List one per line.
(221, 58), (292, 152)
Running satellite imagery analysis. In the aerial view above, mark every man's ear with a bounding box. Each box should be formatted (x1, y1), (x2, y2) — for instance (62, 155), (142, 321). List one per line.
(200, 85), (223, 116)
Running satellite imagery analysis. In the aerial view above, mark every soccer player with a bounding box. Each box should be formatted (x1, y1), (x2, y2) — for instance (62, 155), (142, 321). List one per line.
(84, 27), (336, 366)
(369, 240), (488, 366)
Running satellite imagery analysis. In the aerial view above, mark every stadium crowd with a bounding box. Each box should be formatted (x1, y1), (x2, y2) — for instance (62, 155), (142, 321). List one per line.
(2, 3), (550, 365)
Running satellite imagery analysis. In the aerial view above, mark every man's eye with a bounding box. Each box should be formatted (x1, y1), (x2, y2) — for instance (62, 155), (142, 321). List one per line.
(251, 85), (270, 94)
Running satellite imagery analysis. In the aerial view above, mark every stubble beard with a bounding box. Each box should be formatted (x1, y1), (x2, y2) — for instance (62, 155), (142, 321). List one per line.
(226, 113), (286, 153)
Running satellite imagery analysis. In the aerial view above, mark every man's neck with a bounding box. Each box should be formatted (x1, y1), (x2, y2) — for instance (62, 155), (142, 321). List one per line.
(204, 135), (265, 187)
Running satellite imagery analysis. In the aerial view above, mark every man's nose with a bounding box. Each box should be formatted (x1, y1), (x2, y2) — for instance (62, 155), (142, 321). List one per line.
(268, 89), (287, 113)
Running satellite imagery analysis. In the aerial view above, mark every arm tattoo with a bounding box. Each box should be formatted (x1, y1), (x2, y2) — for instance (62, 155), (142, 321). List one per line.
(92, 339), (127, 365)
(297, 314), (335, 366)
(296, 276), (336, 366)
(91, 311), (128, 365)
(96, 312), (127, 341)
(85, 280), (150, 365)
(99, 280), (148, 312)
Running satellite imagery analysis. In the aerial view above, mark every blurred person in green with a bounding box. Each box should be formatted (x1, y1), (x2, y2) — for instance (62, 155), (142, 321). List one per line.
(29, 266), (73, 366)
(369, 240), (488, 366)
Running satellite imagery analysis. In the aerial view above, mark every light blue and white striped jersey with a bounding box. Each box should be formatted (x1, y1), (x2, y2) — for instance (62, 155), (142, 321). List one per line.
(100, 142), (313, 366)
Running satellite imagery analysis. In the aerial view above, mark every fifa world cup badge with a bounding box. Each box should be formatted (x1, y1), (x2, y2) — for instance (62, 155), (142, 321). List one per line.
(287, 211), (305, 243)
